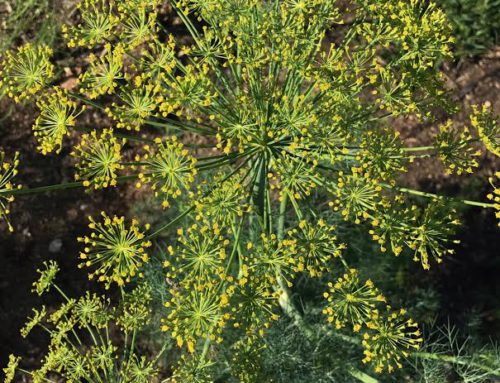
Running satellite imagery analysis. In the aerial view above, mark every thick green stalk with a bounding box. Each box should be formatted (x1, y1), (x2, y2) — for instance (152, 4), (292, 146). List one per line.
(276, 194), (314, 338)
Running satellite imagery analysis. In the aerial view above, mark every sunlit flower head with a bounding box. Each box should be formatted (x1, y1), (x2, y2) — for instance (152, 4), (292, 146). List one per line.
(78, 44), (125, 99)
(289, 219), (345, 277)
(168, 221), (229, 281)
(362, 309), (423, 373)
(329, 171), (382, 223)
(138, 137), (197, 208)
(471, 103), (499, 157)
(323, 268), (385, 331)
(487, 172), (500, 228)
(0, 43), (54, 102)
(72, 129), (125, 190)
(77, 212), (152, 287)
(194, 171), (251, 225)
(33, 88), (85, 155)
(62, 0), (121, 49)
(435, 120), (480, 176)
(231, 274), (280, 336)
(407, 201), (460, 270)
(106, 77), (159, 131)
(118, 1), (158, 48)
(162, 280), (231, 354)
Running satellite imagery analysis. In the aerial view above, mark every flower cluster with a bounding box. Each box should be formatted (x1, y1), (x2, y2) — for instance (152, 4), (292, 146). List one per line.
(106, 76), (160, 131)
(471, 103), (499, 157)
(0, 151), (21, 232)
(78, 44), (125, 99)
(323, 269), (386, 331)
(62, 0), (121, 48)
(487, 172), (500, 227)
(72, 129), (125, 190)
(362, 309), (423, 373)
(32, 260), (60, 296)
(138, 137), (197, 208)
(435, 120), (480, 175)
(77, 212), (151, 287)
(33, 88), (85, 154)
(0, 43), (54, 102)
(10, 270), (161, 383)
(288, 219), (345, 277)
(162, 280), (232, 354)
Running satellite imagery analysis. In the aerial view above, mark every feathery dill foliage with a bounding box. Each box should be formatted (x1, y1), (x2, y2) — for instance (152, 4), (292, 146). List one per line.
(1, 0), (500, 380)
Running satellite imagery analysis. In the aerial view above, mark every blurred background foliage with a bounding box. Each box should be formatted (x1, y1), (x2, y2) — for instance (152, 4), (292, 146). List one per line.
(438, 0), (500, 57)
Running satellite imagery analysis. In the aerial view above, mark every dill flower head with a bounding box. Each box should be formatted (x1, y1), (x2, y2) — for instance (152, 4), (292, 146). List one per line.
(73, 292), (110, 329)
(242, 233), (297, 288)
(118, 0), (158, 48)
(77, 212), (152, 287)
(121, 355), (158, 383)
(138, 137), (197, 208)
(171, 354), (215, 383)
(329, 171), (382, 224)
(271, 156), (320, 200)
(72, 129), (125, 190)
(471, 103), (499, 157)
(369, 198), (412, 256)
(0, 151), (21, 232)
(362, 308), (423, 373)
(231, 274), (280, 337)
(289, 219), (345, 277)
(78, 44), (125, 99)
(0, 43), (54, 102)
(194, 171), (250, 225)
(117, 284), (152, 332)
(158, 64), (213, 118)
(162, 280), (231, 353)
(62, 0), (121, 49)
(407, 201), (460, 270)
(105, 77), (159, 131)
(229, 338), (267, 383)
(3, 355), (21, 383)
(359, 129), (407, 181)
(33, 88), (85, 155)
(32, 260), (60, 296)
(20, 306), (47, 338)
(435, 120), (480, 176)
(140, 36), (177, 81)
(170, 221), (229, 281)
(323, 268), (386, 331)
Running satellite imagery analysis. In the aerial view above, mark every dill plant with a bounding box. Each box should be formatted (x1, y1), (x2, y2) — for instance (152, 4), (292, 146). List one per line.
(1, 0), (499, 381)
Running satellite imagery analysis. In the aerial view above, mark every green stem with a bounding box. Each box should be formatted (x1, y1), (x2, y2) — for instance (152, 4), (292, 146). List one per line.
(0, 175), (139, 197)
(385, 185), (496, 209)
(403, 146), (435, 152)
(348, 368), (381, 383)
(275, 194), (314, 338)
(148, 206), (195, 240)
(414, 352), (499, 375)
